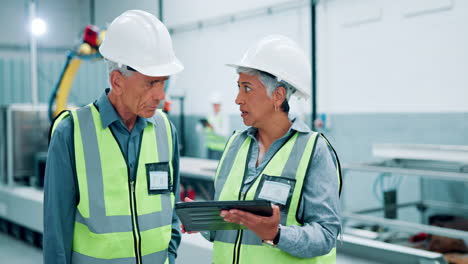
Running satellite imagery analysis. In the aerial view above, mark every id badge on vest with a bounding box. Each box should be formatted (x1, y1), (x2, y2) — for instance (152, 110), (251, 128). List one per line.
(146, 162), (172, 195)
(254, 175), (296, 212)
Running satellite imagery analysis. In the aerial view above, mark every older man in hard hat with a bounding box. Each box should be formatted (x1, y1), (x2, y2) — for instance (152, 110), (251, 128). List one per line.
(44, 10), (183, 264)
(184, 35), (342, 263)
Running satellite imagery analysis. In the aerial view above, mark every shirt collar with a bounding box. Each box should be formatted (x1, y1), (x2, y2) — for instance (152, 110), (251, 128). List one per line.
(95, 88), (155, 129)
(245, 115), (311, 137)
(289, 115), (311, 133)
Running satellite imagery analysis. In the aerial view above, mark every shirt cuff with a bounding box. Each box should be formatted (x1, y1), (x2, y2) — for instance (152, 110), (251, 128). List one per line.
(168, 252), (176, 264)
(276, 224), (294, 250)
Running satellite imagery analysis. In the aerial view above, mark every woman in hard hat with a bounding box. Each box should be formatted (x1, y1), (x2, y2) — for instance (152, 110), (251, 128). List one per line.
(208, 35), (342, 263)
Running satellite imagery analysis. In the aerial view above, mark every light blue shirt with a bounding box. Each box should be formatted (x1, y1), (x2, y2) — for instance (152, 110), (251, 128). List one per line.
(43, 89), (181, 264)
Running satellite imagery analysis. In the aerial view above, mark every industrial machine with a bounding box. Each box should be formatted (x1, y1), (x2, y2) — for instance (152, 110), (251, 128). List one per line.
(341, 143), (468, 264)
(0, 104), (49, 247)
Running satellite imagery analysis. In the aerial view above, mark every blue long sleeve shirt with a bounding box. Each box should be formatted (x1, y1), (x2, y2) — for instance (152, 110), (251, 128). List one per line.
(43, 89), (181, 264)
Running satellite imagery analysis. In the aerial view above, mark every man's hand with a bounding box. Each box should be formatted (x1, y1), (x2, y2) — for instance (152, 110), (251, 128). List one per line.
(220, 204), (280, 240)
(180, 197), (199, 234)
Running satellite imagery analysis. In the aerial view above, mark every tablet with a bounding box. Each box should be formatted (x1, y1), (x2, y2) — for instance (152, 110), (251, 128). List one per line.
(176, 200), (272, 232)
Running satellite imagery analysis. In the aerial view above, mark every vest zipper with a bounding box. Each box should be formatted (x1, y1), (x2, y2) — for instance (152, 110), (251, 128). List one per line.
(107, 126), (144, 263)
(232, 191), (248, 264)
(130, 180), (142, 264)
(226, 133), (301, 264)
(232, 229), (244, 264)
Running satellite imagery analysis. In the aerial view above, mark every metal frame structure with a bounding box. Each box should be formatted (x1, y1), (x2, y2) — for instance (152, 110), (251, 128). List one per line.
(0, 104), (48, 246)
(341, 143), (468, 263)
(338, 233), (447, 264)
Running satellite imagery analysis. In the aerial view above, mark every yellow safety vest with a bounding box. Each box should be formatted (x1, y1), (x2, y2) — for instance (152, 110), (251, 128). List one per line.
(212, 130), (340, 264)
(51, 104), (175, 264)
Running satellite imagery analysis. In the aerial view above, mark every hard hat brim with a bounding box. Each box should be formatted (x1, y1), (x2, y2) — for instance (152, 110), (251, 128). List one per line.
(225, 63), (310, 100)
(134, 58), (184, 77)
(225, 62), (276, 77)
(225, 63), (243, 69)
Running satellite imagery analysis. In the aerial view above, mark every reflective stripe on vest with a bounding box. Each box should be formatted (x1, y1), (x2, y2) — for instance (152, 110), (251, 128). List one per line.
(52, 104), (174, 264)
(213, 131), (337, 264)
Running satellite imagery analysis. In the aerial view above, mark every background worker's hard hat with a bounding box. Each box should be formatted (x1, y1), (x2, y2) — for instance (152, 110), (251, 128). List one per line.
(227, 35), (311, 99)
(210, 93), (222, 104)
(99, 10), (183, 77)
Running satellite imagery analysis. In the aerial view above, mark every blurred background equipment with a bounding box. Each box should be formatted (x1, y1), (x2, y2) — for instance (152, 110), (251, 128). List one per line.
(0, 105), (48, 248)
(203, 93), (229, 160)
(341, 144), (468, 263)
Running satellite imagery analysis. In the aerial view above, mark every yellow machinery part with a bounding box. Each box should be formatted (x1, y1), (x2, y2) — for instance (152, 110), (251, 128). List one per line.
(54, 58), (82, 117)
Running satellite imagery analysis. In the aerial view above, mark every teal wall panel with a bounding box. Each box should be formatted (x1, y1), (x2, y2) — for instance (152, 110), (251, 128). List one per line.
(0, 59), (4, 104)
(10, 59), (19, 102)
(5, 60), (13, 103)
(38, 58), (63, 104)
(2, 59), (8, 104)
(70, 59), (107, 106)
(19, 59), (28, 102)
(0, 56), (108, 107)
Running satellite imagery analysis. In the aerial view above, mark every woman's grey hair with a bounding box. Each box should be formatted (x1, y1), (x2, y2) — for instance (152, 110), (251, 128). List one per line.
(105, 59), (134, 78)
(237, 67), (296, 112)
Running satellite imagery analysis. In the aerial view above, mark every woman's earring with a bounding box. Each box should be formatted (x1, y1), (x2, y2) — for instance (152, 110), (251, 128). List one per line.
(274, 105), (278, 112)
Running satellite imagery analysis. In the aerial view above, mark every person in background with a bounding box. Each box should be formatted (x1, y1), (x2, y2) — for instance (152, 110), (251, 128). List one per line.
(205, 94), (230, 160)
(44, 10), (184, 264)
(184, 35), (342, 264)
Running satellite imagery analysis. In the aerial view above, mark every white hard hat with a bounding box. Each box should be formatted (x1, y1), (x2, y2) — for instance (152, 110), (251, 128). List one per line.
(210, 93), (222, 104)
(227, 35), (311, 99)
(99, 10), (183, 77)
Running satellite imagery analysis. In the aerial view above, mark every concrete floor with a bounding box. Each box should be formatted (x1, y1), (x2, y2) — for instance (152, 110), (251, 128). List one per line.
(0, 233), (42, 264)
(0, 232), (378, 264)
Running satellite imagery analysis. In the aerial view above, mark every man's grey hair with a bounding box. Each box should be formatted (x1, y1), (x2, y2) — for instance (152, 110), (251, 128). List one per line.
(105, 59), (134, 78)
(236, 67), (296, 100)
